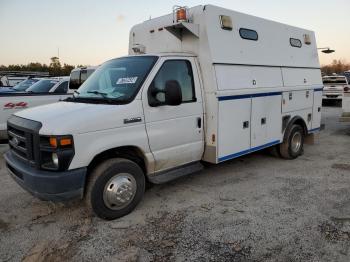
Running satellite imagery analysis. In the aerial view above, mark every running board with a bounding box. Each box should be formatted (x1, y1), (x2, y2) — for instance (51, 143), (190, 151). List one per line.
(148, 162), (203, 184)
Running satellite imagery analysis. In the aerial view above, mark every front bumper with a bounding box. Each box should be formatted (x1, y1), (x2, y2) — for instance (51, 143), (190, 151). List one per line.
(5, 151), (87, 201)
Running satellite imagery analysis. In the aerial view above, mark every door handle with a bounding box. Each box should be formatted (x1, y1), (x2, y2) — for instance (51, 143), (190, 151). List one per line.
(243, 121), (249, 129)
(197, 117), (202, 128)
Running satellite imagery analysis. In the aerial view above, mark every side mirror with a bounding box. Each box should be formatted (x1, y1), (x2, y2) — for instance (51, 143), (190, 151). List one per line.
(164, 80), (182, 106)
(149, 80), (182, 107)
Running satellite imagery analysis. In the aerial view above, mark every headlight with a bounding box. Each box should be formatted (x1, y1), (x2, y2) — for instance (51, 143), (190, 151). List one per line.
(40, 135), (75, 171)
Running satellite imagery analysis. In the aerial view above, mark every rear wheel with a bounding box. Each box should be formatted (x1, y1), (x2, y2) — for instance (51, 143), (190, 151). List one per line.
(279, 124), (304, 159)
(85, 158), (145, 220)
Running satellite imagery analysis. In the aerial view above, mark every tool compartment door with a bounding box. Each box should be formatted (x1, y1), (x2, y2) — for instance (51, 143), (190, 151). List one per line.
(312, 90), (322, 129)
(218, 98), (251, 161)
(282, 90), (313, 113)
(251, 95), (282, 148)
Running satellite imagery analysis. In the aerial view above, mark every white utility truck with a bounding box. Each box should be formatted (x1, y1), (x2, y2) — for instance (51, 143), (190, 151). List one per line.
(0, 77), (72, 139)
(5, 5), (323, 220)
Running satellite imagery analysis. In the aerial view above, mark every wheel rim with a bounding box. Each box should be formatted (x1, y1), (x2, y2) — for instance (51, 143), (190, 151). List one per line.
(291, 132), (302, 153)
(103, 173), (137, 210)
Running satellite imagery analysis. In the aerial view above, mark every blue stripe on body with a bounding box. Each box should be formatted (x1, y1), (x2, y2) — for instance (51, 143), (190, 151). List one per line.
(218, 140), (281, 162)
(218, 92), (281, 101)
(218, 88), (324, 101)
(308, 127), (320, 133)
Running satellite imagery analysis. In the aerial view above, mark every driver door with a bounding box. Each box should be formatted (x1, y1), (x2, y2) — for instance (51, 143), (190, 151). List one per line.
(142, 57), (204, 172)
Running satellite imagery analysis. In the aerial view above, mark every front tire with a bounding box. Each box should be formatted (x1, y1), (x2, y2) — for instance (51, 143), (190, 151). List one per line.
(279, 125), (304, 159)
(85, 158), (145, 220)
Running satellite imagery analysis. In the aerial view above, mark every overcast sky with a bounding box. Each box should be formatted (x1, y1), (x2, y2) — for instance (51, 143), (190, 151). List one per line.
(0, 0), (349, 66)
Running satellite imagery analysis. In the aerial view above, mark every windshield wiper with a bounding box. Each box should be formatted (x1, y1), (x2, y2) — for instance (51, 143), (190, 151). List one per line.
(87, 90), (109, 98)
(73, 90), (80, 97)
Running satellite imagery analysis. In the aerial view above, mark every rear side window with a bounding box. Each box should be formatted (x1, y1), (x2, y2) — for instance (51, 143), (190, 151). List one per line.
(323, 78), (348, 84)
(26, 80), (57, 93)
(239, 28), (258, 41)
(87, 69), (95, 77)
(54, 81), (69, 93)
(290, 38), (302, 48)
(69, 70), (80, 90)
(80, 69), (88, 83)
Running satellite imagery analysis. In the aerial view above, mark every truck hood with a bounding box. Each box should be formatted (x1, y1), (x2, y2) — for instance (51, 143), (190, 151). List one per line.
(14, 100), (144, 135)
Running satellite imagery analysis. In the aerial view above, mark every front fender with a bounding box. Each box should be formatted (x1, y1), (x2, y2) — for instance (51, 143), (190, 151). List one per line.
(69, 124), (154, 172)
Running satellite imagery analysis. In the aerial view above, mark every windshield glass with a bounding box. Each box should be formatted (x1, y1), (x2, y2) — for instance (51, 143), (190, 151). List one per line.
(26, 79), (58, 93)
(13, 79), (39, 91)
(323, 77), (347, 84)
(76, 56), (158, 102)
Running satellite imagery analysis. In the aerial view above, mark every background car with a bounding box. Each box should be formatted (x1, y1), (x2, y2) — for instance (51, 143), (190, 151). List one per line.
(322, 75), (349, 100)
(26, 77), (70, 93)
(69, 66), (97, 90)
(0, 78), (42, 93)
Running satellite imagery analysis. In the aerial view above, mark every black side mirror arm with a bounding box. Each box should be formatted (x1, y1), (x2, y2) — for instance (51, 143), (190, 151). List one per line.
(150, 87), (164, 96)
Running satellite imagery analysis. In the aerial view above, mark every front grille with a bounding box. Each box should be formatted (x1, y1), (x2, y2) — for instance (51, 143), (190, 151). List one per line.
(8, 125), (34, 162)
(7, 115), (42, 167)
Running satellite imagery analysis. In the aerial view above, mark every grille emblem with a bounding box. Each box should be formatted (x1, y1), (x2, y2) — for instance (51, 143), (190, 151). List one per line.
(11, 137), (19, 146)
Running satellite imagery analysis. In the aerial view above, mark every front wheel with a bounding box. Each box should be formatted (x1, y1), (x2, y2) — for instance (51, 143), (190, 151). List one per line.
(85, 158), (145, 220)
(279, 125), (304, 159)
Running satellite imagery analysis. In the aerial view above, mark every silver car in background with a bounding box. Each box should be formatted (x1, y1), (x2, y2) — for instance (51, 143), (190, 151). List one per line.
(322, 75), (349, 101)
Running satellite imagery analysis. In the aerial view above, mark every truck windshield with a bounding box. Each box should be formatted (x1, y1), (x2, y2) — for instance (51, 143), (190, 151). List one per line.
(75, 56), (158, 103)
(26, 79), (58, 93)
(12, 79), (39, 91)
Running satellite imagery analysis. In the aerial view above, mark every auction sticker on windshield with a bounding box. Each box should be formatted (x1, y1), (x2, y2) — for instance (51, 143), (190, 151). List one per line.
(116, 77), (138, 85)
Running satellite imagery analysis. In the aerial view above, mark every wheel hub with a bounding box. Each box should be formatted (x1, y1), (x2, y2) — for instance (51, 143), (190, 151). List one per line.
(291, 132), (302, 153)
(103, 173), (137, 210)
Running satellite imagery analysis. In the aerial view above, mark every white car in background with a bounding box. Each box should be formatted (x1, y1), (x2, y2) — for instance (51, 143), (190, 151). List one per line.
(322, 75), (349, 100)
(0, 77), (72, 139)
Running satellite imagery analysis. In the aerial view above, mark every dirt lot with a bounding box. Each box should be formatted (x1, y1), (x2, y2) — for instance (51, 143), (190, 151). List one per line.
(0, 106), (350, 262)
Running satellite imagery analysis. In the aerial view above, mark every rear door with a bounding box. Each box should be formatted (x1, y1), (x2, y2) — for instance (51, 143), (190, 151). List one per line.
(142, 57), (204, 172)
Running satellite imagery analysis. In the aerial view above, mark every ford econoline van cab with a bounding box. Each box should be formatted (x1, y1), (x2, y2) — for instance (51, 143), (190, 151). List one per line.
(5, 5), (323, 220)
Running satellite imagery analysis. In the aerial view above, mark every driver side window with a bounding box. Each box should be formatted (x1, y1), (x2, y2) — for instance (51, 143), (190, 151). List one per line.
(149, 60), (196, 105)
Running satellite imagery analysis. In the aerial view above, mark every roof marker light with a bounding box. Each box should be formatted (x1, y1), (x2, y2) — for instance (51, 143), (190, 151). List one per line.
(173, 6), (189, 23)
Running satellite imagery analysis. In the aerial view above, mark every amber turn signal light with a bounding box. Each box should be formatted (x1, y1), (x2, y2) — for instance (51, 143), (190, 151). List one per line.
(49, 137), (58, 148)
(60, 138), (72, 146)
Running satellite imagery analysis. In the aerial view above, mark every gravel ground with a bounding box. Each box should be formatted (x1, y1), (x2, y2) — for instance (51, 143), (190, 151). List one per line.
(0, 106), (350, 262)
